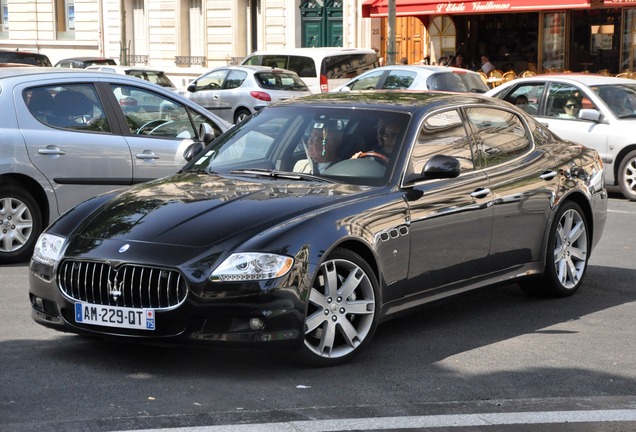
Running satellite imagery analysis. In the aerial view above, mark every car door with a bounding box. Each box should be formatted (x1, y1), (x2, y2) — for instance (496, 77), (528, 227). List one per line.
(183, 69), (229, 121)
(103, 83), (225, 182)
(19, 83), (133, 215)
(405, 108), (493, 295)
(465, 106), (557, 272)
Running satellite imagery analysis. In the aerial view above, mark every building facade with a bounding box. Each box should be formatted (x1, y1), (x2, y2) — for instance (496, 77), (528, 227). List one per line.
(0, 0), (375, 86)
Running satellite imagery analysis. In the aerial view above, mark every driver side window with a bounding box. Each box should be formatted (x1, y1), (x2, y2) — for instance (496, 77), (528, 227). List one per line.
(109, 85), (197, 139)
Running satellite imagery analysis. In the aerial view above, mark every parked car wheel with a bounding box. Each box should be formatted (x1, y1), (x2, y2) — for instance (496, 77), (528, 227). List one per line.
(618, 150), (636, 201)
(234, 108), (251, 124)
(0, 184), (42, 263)
(522, 202), (589, 297)
(300, 248), (379, 366)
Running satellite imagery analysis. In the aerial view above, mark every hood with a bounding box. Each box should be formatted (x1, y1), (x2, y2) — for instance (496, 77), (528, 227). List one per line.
(77, 172), (367, 247)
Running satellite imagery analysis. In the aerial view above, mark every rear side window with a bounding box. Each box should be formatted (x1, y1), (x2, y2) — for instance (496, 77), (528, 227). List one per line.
(24, 84), (110, 132)
(465, 107), (530, 166)
(383, 70), (417, 89)
(288, 56), (316, 78)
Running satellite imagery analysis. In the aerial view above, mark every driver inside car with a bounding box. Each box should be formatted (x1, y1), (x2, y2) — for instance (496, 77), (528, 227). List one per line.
(351, 119), (402, 163)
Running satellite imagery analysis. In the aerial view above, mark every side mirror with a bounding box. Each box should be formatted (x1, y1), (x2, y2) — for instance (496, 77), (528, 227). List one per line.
(423, 155), (461, 179)
(198, 122), (217, 144)
(404, 155), (461, 184)
(183, 123), (218, 161)
(183, 142), (204, 161)
(578, 108), (602, 123)
(187, 83), (197, 92)
(338, 85), (351, 93)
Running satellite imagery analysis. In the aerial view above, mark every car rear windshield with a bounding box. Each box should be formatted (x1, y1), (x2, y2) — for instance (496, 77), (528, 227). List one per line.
(254, 71), (309, 91)
(323, 54), (377, 80)
(427, 71), (488, 93)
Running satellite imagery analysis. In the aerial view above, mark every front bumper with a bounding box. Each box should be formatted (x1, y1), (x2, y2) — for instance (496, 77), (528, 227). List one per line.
(29, 266), (307, 348)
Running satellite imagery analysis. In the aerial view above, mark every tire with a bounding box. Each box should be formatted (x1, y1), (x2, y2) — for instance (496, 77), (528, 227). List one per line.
(298, 248), (379, 366)
(0, 185), (43, 263)
(233, 108), (251, 124)
(618, 150), (636, 201)
(522, 202), (589, 297)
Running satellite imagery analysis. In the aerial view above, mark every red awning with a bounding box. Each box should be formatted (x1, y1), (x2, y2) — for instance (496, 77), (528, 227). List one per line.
(362, 0), (600, 18)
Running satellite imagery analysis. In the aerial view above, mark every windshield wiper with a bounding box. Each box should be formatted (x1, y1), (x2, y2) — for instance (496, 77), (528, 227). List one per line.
(229, 168), (335, 183)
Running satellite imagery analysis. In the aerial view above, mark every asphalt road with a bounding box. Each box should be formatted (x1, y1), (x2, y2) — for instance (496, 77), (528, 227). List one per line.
(1, 193), (635, 432)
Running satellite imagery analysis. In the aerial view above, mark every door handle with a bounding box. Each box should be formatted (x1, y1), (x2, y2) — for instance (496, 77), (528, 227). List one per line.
(470, 187), (491, 199)
(539, 170), (558, 180)
(38, 147), (65, 156)
(136, 152), (160, 160)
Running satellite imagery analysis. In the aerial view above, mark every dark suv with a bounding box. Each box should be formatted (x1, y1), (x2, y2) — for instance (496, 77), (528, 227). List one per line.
(0, 49), (52, 67)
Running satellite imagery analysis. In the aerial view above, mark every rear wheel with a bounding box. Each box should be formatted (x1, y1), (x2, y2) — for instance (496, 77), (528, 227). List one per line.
(618, 150), (636, 201)
(0, 185), (42, 263)
(521, 202), (589, 297)
(299, 248), (379, 366)
(234, 108), (251, 124)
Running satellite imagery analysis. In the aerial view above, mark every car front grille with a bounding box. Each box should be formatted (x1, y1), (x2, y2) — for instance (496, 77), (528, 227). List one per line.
(58, 260), (188, 310)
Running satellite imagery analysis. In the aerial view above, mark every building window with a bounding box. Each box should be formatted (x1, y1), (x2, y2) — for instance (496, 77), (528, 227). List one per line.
(55, 0), (75, 39)
(429, 16), (457, 62)
(132, 0), (148, 60)
(189, 0), (204, 57)
(1, 0), (8, 33)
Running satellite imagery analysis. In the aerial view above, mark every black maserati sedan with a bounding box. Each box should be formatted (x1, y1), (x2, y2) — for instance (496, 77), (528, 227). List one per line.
(29, 91), (608, 366)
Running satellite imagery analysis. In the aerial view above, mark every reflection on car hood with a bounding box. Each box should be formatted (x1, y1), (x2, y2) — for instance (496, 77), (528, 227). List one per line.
(78, 172), (366, 247)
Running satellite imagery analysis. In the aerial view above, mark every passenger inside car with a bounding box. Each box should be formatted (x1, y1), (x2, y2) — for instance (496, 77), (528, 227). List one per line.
(294, 119), (344, 174)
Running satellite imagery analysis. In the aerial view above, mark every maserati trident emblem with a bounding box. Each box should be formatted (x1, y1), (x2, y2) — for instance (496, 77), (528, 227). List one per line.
(107, 270), (123, 302)
(119, 244), (130, 253)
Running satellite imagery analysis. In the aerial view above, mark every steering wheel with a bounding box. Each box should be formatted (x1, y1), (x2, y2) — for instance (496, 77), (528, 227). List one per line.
(357, 151), (389, 164)
(146, 121), (177, 137)
(137, 119), (168, 135)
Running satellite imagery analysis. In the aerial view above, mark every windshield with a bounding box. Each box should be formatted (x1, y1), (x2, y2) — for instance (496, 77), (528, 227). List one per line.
(591, 83), (636, 118)
(185, 105), (411, 186)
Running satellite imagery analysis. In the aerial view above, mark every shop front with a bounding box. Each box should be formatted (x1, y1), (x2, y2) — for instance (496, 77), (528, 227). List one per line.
(362, 0), (636, 75)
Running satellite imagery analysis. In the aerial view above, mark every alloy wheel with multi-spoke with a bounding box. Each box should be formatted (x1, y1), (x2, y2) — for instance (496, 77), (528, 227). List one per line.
(303, 251), (377, 363)
(619, 151), (636, 200)
(553, 207), (588, 290)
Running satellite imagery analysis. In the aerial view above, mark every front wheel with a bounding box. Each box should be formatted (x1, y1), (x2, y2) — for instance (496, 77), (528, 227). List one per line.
(0, 185), (43, 263)
(618, 150), (636, 201)
(299, 248), (379, 366)
(522, 202), (589, 297)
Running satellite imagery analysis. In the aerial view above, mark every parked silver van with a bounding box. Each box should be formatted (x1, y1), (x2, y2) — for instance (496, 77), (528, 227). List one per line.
(241, 47), (378, 93)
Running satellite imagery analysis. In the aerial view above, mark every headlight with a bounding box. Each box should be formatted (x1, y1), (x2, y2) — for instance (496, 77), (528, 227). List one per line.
(32, 233), (66, 266)
(210, 253), (293, 282)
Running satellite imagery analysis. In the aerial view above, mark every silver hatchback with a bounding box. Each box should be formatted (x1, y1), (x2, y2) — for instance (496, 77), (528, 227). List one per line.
(175, 65), (312, 124)
(0, 68), (230, 263)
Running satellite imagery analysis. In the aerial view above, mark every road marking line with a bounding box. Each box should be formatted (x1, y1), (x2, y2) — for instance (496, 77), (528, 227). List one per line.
(126, 409), (636, 431)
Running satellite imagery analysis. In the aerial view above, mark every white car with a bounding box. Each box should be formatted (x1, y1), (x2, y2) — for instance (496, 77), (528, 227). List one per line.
(486, 74), (636, 200)
(334, 65), (489, 94)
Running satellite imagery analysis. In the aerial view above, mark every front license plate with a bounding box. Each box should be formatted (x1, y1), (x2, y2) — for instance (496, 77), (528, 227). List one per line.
(75, 303), (155, 331)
